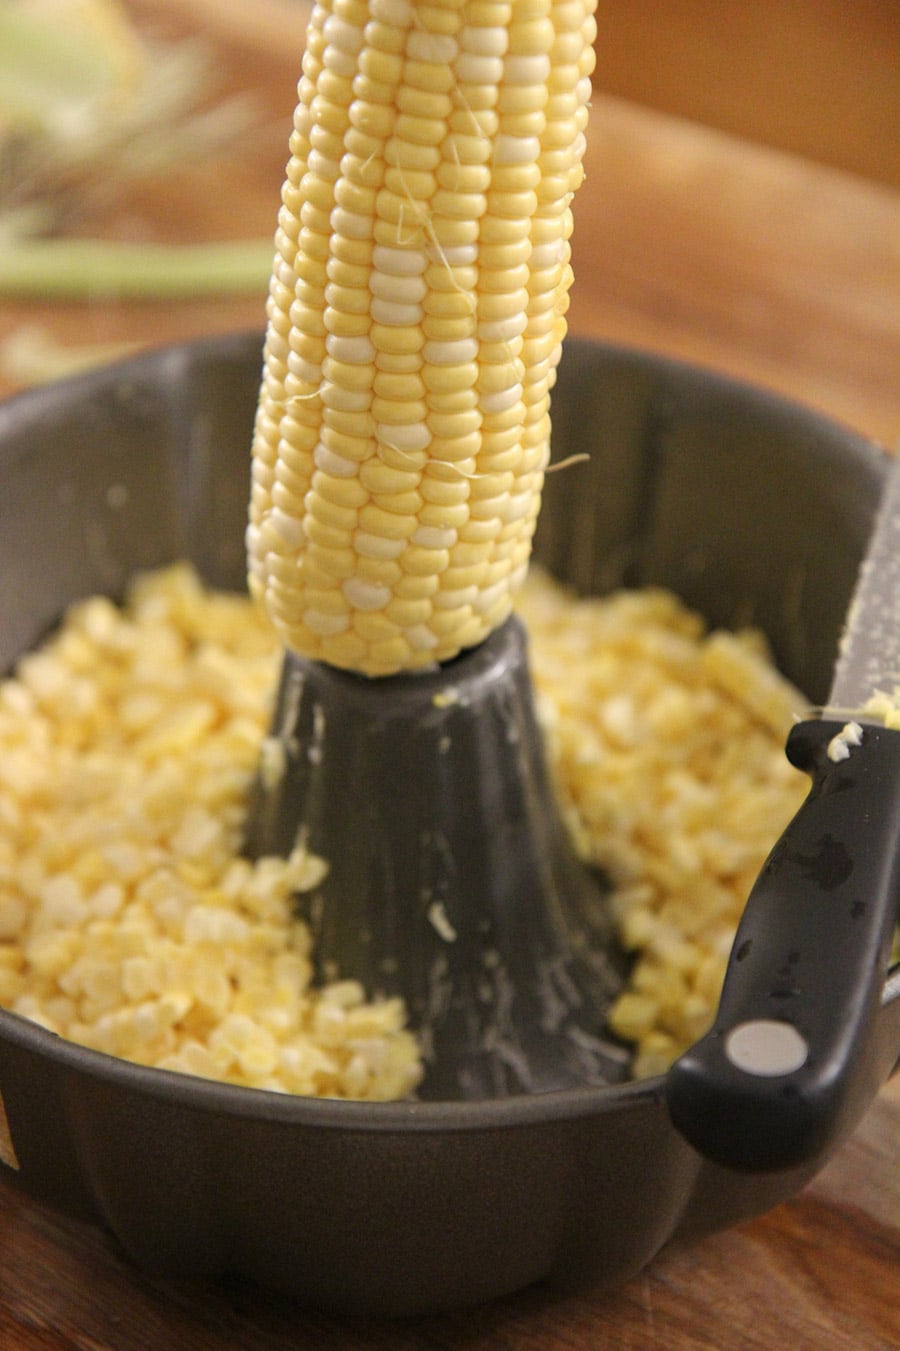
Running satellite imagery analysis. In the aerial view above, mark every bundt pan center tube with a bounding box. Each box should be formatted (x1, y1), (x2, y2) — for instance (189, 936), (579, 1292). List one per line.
(0, 335), (898, 1317)
(244, 615), (630, 1100)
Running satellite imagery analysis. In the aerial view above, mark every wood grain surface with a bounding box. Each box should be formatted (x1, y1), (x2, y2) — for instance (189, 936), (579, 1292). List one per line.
(0, 3), (898, 1346)
(0, 1087), (897, 1350)
(594, 0), (900, 187)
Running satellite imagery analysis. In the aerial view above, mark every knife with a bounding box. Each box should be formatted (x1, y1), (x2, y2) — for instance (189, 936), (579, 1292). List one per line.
(667, 457), (900, 1172)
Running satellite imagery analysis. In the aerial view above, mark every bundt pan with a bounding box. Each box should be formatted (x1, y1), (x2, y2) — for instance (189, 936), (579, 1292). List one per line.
(0, 334), (898, 1317)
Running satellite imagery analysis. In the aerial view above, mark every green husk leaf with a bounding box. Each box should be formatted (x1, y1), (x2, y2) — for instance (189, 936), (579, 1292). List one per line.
(0, 237), (274, 300)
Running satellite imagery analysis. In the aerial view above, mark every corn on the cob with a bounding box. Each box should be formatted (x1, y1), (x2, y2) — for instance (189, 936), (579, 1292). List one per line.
(247, 0), (597, 676)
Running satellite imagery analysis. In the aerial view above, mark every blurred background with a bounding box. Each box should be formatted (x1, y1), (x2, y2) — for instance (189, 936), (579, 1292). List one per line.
(598, 0), (899, 185)
(1, 0), (898, 441)
(119, 0), (900, 181)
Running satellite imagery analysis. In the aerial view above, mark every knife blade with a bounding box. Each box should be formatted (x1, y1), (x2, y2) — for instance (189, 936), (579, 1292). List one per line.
(667, 454), (900, 1174)
(825, 456), (900, 718)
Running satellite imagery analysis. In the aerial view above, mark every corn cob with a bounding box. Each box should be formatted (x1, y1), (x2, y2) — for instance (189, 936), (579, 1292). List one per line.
(247, 0), (597, 676)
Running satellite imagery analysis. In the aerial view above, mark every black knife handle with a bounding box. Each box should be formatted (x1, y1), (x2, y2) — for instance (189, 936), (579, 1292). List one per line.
(666, 718), (900, 1172)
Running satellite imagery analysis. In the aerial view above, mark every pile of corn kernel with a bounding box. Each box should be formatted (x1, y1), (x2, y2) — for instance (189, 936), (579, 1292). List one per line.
(0, 563), (808, 1092)
(516, 569), (808, 1078)
(0, 565), (420, 1099)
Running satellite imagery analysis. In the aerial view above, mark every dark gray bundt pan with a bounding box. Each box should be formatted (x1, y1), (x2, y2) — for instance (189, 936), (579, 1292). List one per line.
(0, 334), (897, 1316)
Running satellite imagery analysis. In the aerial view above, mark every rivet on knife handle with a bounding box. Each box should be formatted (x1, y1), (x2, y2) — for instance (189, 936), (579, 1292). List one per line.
(666, 719), (900, 1173)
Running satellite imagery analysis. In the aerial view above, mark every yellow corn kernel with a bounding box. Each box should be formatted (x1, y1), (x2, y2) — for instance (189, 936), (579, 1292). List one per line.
(248, 0), (598, 675)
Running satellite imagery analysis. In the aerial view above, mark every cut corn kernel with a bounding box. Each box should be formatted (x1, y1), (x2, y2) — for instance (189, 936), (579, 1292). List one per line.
(1, 564), (818, 1090)
(0, 567), (422, 1101)
(517, 568), (809, 1075)
(248, 0), (598, 675)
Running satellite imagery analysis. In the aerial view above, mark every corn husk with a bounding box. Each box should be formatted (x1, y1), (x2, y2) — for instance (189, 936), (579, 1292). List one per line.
(0, 0), (261, 239)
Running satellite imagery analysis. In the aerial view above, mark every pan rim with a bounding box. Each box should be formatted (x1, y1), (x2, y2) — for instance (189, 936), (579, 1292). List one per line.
(0, 1003), (656, 1129)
